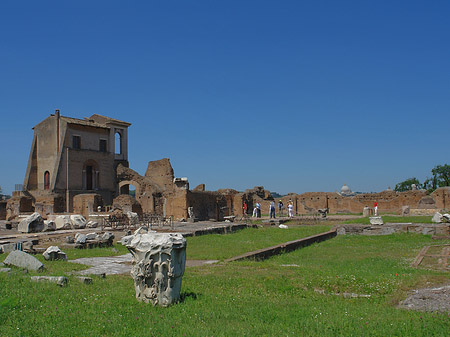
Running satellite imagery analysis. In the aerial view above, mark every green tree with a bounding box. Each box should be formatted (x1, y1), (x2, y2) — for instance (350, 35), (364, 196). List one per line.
(394, 177), (421, 192)
(422, 177), (435, 192)
(431, 164), (450, 188)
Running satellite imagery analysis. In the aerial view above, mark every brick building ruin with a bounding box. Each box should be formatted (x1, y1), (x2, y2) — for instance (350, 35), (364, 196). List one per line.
(4, 111), (450, 221)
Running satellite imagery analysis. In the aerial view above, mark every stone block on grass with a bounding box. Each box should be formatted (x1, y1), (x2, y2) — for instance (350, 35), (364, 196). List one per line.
(121, 233), (186, 307)
(432, 212), (443, 223)
(31, 276), (67, 286)
(43, 246), (68, 261)
(76, 276), (93, 284)
(4, 250), (45, 271)
(369, 216), (384, 225)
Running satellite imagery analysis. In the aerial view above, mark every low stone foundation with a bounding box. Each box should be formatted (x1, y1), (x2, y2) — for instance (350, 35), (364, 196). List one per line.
(336, 223), (450, 236)
(225, 230), (337, 262)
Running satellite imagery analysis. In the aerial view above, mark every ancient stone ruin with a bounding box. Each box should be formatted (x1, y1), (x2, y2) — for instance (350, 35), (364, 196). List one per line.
(121, 231), (186, 307)
(3, 111), (450, 225)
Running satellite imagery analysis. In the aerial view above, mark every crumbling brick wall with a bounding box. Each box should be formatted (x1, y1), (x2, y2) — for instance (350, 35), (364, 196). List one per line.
(73, 193), (103, 218)
(112, 194), (143, 217)
(145, 158), (174, 191)
(0, 201), (6, 220)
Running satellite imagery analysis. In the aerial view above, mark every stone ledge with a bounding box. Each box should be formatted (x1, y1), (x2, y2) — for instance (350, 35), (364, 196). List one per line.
(224, 230), (337, 262)
(181, 223), (257, 237)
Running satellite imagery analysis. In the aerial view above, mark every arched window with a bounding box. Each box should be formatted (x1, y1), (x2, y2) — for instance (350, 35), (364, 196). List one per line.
(115, 131), (122, 154)
(44, 171), (50, 190)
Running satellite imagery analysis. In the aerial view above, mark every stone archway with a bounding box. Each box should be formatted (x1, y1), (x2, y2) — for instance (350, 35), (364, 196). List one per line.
(119, 180), (141, 198)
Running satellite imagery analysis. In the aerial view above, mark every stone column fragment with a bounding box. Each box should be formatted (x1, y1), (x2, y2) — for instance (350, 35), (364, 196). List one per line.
(121, 233), (186, 307)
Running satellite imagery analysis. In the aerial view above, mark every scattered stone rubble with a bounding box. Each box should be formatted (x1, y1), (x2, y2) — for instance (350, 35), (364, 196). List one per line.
(121, 229), (186, 307)
(43, 220), (56, 231)
(31, 276), (68, 287)
(55, 215), (72, 230)
(76, 276), (93, 284)
(86, 220), (98, 228)
(399, 284), (450, 313)
(15, 214), (90, 233)
(70, 214), (87, 229)
(369, 216), (384, 225)
(18, 212), (45, 233)
(74, 232), (114, 249)
(43, 246), (67, 261)
(431, 212), (450, 223)
(3, 250), (44, 271)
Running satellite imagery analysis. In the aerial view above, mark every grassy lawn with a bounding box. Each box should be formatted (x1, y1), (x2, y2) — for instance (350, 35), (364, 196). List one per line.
(186, 225), (332, 260)
(1, 227), (449, 336)
(342, 215), (434, 225)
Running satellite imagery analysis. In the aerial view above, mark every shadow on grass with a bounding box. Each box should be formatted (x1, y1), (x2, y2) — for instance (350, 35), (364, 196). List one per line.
(180, 291), (200, 303)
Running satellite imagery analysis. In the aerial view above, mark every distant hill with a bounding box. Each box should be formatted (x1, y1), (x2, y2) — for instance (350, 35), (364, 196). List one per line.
(271, 192), (284, 198)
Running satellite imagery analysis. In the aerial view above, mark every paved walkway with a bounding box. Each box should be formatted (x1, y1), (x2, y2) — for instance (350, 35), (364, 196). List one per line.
(70, 254), (219, 275)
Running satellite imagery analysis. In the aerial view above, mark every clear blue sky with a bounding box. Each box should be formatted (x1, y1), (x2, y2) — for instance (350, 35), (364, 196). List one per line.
(1, 0), (449, 195)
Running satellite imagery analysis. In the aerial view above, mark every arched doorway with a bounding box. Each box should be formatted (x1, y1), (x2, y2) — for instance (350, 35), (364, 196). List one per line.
(119, 180), (140, 197)
(83, 160), (99, 190)
(44, 171), (50, 190)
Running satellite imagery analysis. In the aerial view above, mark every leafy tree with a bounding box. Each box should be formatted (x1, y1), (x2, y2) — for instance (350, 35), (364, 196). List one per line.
(394, 177), (421, 192)
(422, 177), (435, 192)
(431, 164), (450, 188)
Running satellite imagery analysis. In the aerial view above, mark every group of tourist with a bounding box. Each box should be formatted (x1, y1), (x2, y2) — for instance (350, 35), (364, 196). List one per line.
(244, 200), (294, 219)
(242, 200), (379, 218)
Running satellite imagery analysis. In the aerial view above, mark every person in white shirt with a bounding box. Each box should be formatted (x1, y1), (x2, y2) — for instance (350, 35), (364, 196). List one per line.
(288, 203), (294, 218)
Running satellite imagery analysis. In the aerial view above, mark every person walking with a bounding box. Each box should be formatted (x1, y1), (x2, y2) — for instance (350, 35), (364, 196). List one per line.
(288, 202), (294, 218)
(269, 201), (276, 219)
(278, 200), (283, 216)
(252, 204), (257, 217)
(256, 202), (261, 218)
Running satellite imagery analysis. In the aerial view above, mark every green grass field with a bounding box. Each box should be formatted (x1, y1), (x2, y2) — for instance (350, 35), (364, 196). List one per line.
(1, 226), (449, 336)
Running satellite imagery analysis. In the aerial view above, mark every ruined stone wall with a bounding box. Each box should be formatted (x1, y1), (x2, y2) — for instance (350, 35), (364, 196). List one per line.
(6, 195), (34, 220)
(165, 190), (188, 220)
(430, 187), (450, 210)
(278, 190), (434, 215)
(186, 191), (219, 221)
(234, 193), (246, 215)
(145, 158), (174, 192)
(116, 164), (164, 215)
(34, 195), (65, 218)
(231, 187), (448, 216)
(112, 194), (143, 216)
(73, 193), (103, 218)
(0, 201), (6, 220)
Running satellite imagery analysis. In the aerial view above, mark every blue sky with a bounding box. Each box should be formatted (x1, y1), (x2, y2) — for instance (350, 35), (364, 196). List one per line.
(1, 0), (449, 195)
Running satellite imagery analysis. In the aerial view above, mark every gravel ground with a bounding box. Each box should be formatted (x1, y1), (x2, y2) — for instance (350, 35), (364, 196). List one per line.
(398, 284), (450, 313)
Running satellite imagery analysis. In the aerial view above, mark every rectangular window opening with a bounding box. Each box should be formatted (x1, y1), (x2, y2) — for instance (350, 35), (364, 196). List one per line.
(99, 139), (107, 152)
(73, 135), (81, 149)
